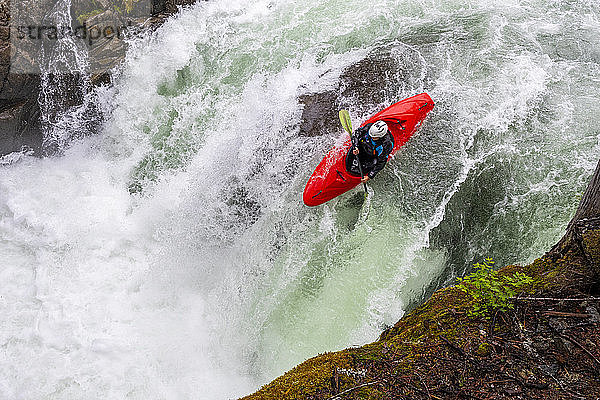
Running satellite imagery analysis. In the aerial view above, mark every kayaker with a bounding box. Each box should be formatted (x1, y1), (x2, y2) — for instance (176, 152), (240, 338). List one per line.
(346, 120), (394, 182)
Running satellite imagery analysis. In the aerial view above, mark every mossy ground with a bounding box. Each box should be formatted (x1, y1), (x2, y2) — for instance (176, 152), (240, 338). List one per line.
(242, 245), (600, 400)
(582, 228), (600, 272)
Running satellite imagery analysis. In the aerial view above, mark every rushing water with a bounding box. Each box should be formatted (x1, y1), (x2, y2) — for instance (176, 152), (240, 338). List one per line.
(2, 0), (600, 398)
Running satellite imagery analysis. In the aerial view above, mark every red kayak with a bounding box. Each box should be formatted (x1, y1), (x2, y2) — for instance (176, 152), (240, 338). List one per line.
(303, 93), (434, 206)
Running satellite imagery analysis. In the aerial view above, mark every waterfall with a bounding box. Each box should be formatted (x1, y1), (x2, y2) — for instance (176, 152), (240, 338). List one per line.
(1, 0), (599, 398)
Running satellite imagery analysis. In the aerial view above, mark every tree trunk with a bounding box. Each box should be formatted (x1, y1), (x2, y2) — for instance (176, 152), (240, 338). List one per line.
(551, 159), (600, 273)
(569, 159), (600, 224)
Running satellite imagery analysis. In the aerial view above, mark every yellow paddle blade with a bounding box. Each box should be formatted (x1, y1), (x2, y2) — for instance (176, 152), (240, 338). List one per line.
(339, 109), (353, 134)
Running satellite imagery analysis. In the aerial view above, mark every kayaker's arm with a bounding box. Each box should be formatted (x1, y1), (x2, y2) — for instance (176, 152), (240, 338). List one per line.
(366, 135), (394, 179)
(351, 124), (371, 151)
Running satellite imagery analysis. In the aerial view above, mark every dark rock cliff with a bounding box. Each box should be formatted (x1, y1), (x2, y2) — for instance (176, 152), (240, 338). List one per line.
(0, 1), (43, 155)
(0, 0), (197, 158)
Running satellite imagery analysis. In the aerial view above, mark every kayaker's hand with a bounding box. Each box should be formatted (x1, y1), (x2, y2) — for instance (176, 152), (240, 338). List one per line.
(361, 176), (369, 183)
(352, 147), (359, 155)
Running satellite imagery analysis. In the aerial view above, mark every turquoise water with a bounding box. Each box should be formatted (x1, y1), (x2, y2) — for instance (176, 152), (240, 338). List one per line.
(1, 0), (599, 398)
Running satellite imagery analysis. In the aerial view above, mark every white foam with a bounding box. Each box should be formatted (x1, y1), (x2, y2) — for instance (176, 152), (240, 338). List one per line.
(3, 0), (600, 398)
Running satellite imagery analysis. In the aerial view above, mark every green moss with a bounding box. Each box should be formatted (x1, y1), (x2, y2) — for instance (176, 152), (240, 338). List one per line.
(508, 256), (571, 291)
(76, 0), (141, 25)
(355, 387), (386, 399)
(380, 286), (471, 341)
(582, 229), (600, 271)
(77, 9), (103, 25)
(241, 352), (355, 400)
(476, 342), (493, 356)
(242, 251), (596, 399)
(354, 343), (384, 361)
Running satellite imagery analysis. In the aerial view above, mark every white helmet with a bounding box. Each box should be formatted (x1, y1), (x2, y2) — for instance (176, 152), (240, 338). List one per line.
(369, 120), (388, 139)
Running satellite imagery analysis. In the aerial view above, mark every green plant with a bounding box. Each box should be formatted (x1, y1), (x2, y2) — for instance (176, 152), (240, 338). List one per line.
(77, 9), (104, 25)
(457, 258), (533, 319)
(124, 0), (136, 13)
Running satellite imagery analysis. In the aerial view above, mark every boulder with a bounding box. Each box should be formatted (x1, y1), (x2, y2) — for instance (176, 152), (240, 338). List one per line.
(299, 44), (425, 137)
(153, 0), (198, 15)
(0, 98), (42, 155)
(0, 0), (44, 155)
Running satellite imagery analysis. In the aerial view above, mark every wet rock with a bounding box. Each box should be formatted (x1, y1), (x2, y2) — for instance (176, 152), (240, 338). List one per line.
(298, 90), (339, 137)
(0, 0), (44, 156)
(86, 10), (127, 73)
(0, 98), (42, 154)
(153, 0), (199, 15)
(0, 0), (197, 157)
(340, 48), (413, 107)
(298, 44), (425, 137)
(0, 71), (43, 155)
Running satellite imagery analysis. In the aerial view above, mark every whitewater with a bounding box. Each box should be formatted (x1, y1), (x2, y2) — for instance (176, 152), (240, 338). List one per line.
(1, 0), (600, 398)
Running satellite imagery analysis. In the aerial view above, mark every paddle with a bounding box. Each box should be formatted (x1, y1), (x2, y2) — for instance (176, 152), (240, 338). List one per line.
(339, 109), (368, 194)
